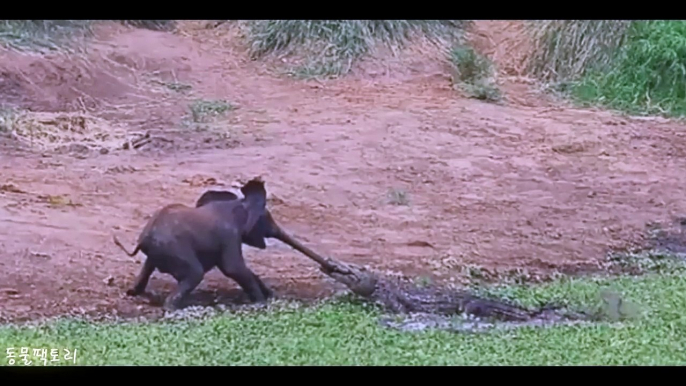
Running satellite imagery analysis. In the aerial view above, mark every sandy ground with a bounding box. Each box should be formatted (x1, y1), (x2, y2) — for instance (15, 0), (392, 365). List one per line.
(1, 21), (686, 322)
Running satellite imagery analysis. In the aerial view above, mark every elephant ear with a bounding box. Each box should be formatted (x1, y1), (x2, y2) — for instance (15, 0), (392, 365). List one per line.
(242, 230), (268, 249)
(198, 189), (268, 249)
(195, 190), (239, 207)
(236, 177), (268, 235)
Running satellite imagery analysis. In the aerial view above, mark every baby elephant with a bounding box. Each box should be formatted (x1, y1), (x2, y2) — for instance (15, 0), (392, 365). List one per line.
(113, 177), (273, 311)
(195, 188), (339, 274)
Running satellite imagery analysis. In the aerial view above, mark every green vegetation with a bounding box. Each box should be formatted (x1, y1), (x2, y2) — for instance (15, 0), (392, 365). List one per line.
(163, 81), (193, 93)
(188, 99), (235, 123)
(244, 20), (469, 79)
(528, 20), (686, 118)
(527, 20), (633, 82)
(2, 263), (686, 365)
(0, 20), (92, 52)
(181, 98), (237, 134)
(119, 20), (175, 31)
(0, 107), (17, 133)
(0, 20), (173, 52)
(449, 45), (501, 102)
(386, 187), (410, 206)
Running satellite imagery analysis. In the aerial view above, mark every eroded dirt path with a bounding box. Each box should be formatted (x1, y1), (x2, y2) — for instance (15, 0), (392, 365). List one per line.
(1, 21), (685, 322)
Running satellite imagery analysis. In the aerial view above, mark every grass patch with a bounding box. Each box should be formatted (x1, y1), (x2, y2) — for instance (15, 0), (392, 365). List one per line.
(570, 21), (686, 117)
(0, 107), (18, 133)
(454, 247), (686, 287)
(244, 20), (469, 79)
(181, 98), (237, 137)
(526, 20), (632, 82)
(528, 20), (686, 118)
(188, 99), (235, 123)
(2, 267), (686, 365)
(0, 20), (93, 52)
(0, 20), (174, 53)
(607, 248), (686, 275)
(150, 79), (193, 93)
(386, 187), (410, 206)
(119, 20), (176, 31)
(448, 45), (501, 102)
(164, 82), (192, 93)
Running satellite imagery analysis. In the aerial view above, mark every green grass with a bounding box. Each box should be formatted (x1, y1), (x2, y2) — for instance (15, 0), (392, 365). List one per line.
(570, 21), (686, 117)
(244, 20), (469, 79)
(188, 98), (235, 123)
(2, 268), (686, 365)
(528, 20), (686, 118)
(448, 45), (501, 102)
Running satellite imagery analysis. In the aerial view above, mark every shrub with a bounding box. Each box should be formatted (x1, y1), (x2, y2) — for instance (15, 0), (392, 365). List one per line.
(448, 45), (501, 102)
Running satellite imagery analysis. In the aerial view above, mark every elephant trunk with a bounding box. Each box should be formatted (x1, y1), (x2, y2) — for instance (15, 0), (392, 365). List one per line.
(269, 220), (336, 272)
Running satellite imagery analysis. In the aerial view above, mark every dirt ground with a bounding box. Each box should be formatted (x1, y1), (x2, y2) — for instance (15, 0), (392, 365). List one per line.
(1, 21), (686, 322)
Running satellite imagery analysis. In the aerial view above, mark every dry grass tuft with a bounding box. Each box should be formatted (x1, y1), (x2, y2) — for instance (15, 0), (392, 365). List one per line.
(243, 20), (470, 79)
(119, 20), (176, 31)
(1, 110), (132, 152)
(525, 20), (633, 82)
(0, 20), (93, 52)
